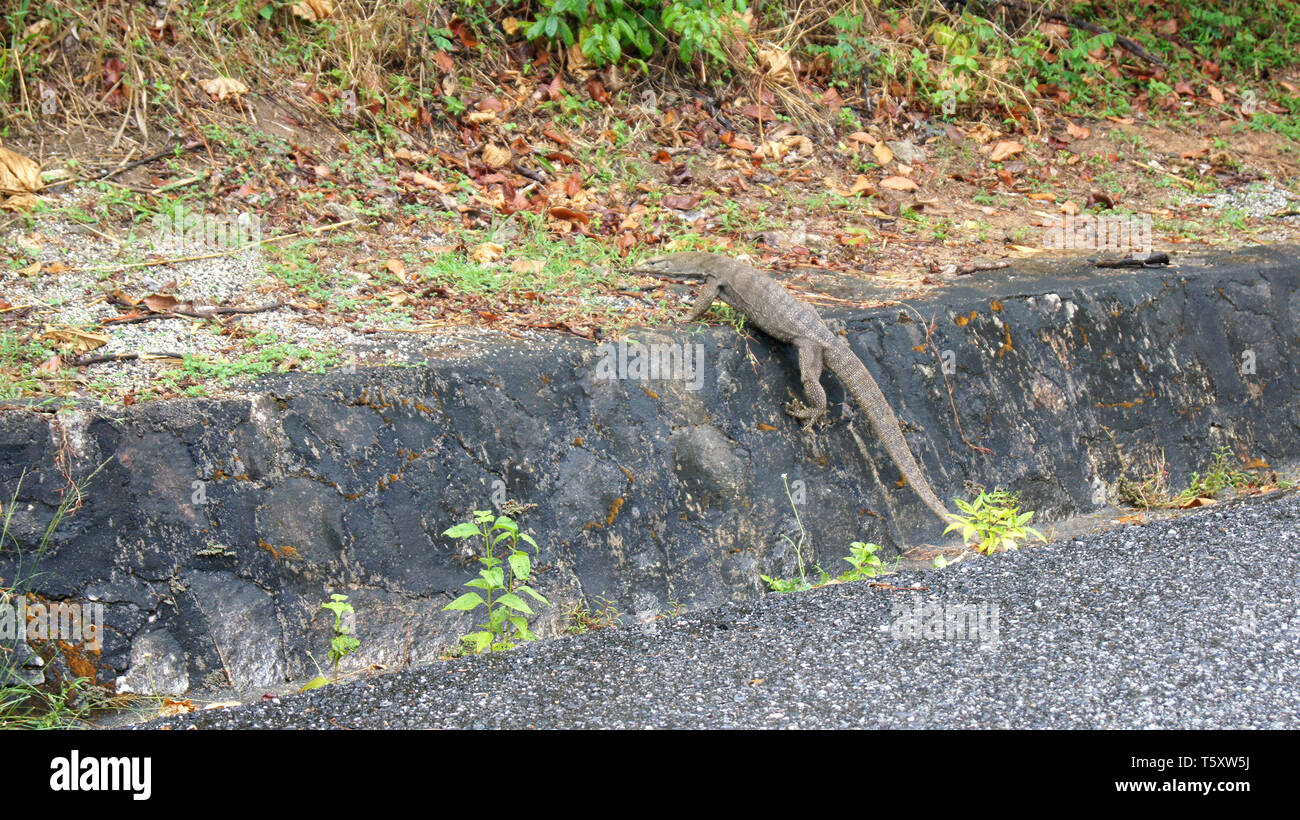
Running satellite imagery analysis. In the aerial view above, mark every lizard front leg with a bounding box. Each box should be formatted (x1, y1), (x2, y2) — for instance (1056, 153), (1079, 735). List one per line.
(784, 338), (829, 430)
(684, 281), (720, 322)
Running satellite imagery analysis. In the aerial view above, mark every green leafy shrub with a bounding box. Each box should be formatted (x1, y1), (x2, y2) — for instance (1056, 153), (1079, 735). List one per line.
(944, 489), (1046, 556)
(839, 541), (884, 581)
(806, 9), (880, 88)
(321, 594), (360, 680)
(442, 511), (550, 654)
(526, 0), (747, 67)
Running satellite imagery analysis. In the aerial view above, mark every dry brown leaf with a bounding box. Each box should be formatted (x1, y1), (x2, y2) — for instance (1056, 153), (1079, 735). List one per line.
(548, 206), (590, 224)
(989, 140), (1024, 162)
(879, 176), (919, 192)
(662, 193), (701, 210)
(964, 123), (998, 145)
(471, 242), (504, 264)
(198, 77), (248, 101)
(511, 258), (545, 274)
(290, 0), (333, 22)
(41, 325), (108, 354)
(1, 194), (39, 212)
(481, 144), (512, 169)
(872, 142), (893, 165)
(143, 294), (181, 313)
(828, 174), (875, 197)
(409, 172), (453, 193)
(0, 145), (42, 192)
(1065, 122), (1091, 141)
(385, 259), (406, 278)
(756, 47), (797, 87)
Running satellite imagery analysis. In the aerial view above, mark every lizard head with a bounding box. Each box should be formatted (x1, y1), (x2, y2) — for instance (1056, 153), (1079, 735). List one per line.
(629, 251), (727, 281)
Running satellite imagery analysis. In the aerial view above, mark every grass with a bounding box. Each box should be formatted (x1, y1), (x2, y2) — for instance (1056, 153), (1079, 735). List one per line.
(153, 331), (341, 397)
(420, 214), (628, 300)
(266, 240), (360, 308)
(565, 597), (625, 634)
(1, 462), (112, 729)
(1111, 432), (1268, 510)
(0, 330), (55, 399)
(1175, 446), (1258, 505)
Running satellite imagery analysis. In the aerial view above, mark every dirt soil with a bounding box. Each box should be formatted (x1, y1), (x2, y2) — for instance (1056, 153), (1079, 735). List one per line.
(2, 38), (1299, 406)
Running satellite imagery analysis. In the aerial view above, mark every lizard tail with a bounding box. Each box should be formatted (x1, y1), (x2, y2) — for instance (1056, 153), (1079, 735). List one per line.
(825, 344), (954, 525)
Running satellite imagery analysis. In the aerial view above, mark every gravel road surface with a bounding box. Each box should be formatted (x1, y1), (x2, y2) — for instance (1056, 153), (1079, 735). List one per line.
(140, 491), (1300, 729)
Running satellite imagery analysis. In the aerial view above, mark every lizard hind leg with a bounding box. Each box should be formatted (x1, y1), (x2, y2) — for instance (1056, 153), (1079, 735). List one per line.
(784, 339), (829, 431)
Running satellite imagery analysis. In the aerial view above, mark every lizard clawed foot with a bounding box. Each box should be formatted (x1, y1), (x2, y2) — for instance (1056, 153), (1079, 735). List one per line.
(784, 399), (826, 430)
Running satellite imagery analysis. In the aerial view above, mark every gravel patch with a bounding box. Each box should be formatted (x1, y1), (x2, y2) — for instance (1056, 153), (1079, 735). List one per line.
(1190, 182), (1300, 222)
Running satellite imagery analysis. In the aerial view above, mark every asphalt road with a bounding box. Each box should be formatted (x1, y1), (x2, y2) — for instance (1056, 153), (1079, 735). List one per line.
(139, 490), (1300, 729)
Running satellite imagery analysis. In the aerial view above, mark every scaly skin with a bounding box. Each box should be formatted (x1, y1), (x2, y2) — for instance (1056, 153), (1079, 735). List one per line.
(633, 251), (953, 525)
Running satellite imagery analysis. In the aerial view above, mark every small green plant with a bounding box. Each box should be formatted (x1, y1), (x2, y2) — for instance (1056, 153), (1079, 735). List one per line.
(320, 594), (360, 681)
(806, 9), (881, 89)
(1177, 446), (1256, 504)
(839, 541), (884, 581)
(761, 473), (812, 592)
(442, 511), (550, 654)
(765, 539), (888, 592)
(944, 489), (1046, 556)
(566, 596), (624, 634)
(760, 574), (804, 593)
(1106, 426), (1173, 509)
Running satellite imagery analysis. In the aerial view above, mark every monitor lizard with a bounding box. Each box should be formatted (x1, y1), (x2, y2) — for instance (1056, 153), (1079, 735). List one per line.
(632, 251), (953, 525)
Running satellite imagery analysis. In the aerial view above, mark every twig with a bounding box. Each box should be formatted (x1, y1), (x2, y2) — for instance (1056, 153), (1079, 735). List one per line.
(1143, 161), (1197, 188)
(103, 302), (289, 326)
(67, 351), (186, 367)
(886, 301), (994, 456)
(45, 140), (204, 192)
